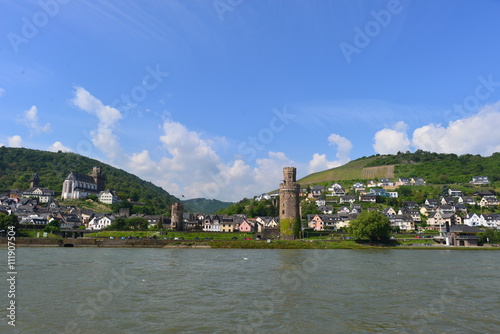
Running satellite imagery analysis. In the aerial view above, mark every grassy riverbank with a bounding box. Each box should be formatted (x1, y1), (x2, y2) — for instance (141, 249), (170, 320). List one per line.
(3, 237), (499, 249)
(84, 231), (255, 240)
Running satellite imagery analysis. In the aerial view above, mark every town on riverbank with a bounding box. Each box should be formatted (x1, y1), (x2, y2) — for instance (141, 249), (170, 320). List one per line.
(2, 158), (500, 248)
(0, 152), (500, 247)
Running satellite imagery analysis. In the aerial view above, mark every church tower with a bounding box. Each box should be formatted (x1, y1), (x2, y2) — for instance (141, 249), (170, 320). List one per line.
(89, 166), (106, 192)
(279, 167), (300, 239)
(30, 172), (40, 188)
(171, 202), (184, 231)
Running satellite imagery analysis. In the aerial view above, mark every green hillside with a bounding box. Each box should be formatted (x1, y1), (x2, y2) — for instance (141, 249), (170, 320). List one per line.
(370, 150), (500, 184)
(298, 156), (380, 184)
(0, 147), (179, 211)
(298, 151), (500, 186)
(183, 198), (234, 214)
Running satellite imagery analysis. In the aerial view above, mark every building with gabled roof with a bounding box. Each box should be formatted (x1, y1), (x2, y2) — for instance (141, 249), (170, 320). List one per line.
(98, 190), (120, 205)
(470, 176), (490, 185)
(61, 167), (106, 200)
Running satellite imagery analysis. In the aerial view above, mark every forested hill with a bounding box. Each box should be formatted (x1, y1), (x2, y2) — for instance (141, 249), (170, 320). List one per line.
(368, 150), (500, 184)
(298, 150), (500, 185)
(0, 147), (179, 209)
(182, 198), (234, 214)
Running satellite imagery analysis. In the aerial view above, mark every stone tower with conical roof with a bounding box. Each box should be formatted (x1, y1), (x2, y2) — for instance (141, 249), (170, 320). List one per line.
(279, 167), (300, 239)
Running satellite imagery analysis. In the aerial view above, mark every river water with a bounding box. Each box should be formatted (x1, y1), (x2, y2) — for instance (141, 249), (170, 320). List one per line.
(1, 248), (499, 334)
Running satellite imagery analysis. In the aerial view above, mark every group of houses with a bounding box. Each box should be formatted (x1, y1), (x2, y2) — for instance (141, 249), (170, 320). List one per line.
(5, 167), (120, 206)
(0, 194), (283, 234)
(2, 169), (498, 244)
(305, 178), (499, 234)
(196, 214), (279, 233)
(0, 167), (124, 230)
(0, 194), (166, 231)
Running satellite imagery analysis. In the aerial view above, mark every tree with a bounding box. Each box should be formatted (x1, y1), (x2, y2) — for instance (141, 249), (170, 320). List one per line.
(126, 217), (148, 230)
(112, 200), (133, 214)
(478, 228), (500, 244)
(398, 186), (413, 198)
(301, 198), (318, 219)
(44, 219), (61, 233)
(0, 213), (19, 232)
(107, 217), (127, 230)
(348, 211), (392, 242)
(86, 194), (98, 202)
(440, 185), (450, 197)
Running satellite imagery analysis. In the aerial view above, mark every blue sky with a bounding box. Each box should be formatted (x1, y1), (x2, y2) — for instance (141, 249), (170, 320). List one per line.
(2, 0), (500, 201)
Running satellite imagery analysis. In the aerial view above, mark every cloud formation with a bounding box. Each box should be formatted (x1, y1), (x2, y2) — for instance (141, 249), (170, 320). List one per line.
(71, 87), (123, 160)
(48, 141), (72, 153)
(412, 102), (500, 155)
(70, 87), (298, 201)
(371, 102), (500, 156)
(20, 106), (52, 135)
(8, 135), (23, 147)
(373, 121), (411, 154)
(0, 88), (5, 97)
(308, 133), (352, 174)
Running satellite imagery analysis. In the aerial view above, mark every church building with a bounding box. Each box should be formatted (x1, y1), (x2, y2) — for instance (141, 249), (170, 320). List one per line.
(61, 167), (106, 200)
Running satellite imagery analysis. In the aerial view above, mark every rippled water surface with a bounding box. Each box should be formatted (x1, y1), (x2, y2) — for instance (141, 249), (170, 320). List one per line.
(1, 248), (500, 333)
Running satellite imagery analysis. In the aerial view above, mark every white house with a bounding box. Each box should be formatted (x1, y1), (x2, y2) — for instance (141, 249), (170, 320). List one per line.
(464, 213), (500, 229)
(22, 187), (54, 203)
(379, 178), (394, 187)
(88, 214), (115, 230)
(448, 189), (463, 197)
(328, 183), (345, 196)
(203, 215), (221, 232)
(315, 198), (326, 206)
(458, 196), (475, 205)
(463, 213), (483, 227)
(98, 190), (120, 205)
(471, 176), (490, 185)
(480, 195), (499, 207)
(256, 193), (271, 201)
(388, 215), (415, 231)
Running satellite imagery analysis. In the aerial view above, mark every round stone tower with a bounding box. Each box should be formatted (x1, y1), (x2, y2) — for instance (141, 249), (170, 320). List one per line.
(171, 202), (184, 231)
(279, 167), (300, 239)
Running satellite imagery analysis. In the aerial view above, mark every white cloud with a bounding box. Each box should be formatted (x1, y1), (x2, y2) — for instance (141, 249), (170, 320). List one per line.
(126, 121), (296, 201)
(68, 88), (302, 201)
(328, 133), (352, 163)
(8, 135), (23, 148)
(153, 120), (294, 200)
(159, 120), (220, 174)
(20, 106), (52, 135)
(309, 153), (335, 174)
(71, 87), (124, 160)
(308, 134), (352, 174)
(373, 121), (411, 154)
(412, 102), (500, 155)
(48, 141), (72, 153)
(72, 87), (122, 127)
(0, 88), (5, 97)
